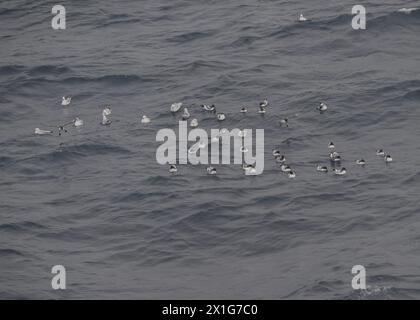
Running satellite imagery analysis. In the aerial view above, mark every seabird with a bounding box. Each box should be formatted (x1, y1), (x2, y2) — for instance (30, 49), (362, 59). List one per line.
(141, 115), (151, 123)
(316, 165), (328, 173)
(333, 168), (347, 175)
(329, 151), (341, 162)
(207, 166), (217, 175)
(298, 13), (307, 22)
(34, 128), (53, 135)
(275, 155), (286, 163)
(190, 118), (198, 128)
(280, 118), (289, 127)
(171, 102), (183, 113)
(258, 106), (266, 114)
(61, 96), (71, 106)
(318, 102), (328, 112)
(102, 107), (112, 125)
(202, 104), (216, 112)
(217, 113), (226, 121)
(73, 117), (84, 127)
(260, 99), (269, 108)
(376, 149), (385, 156)
(356, 159), (366, 165)
(182, 108), (190, 120)
(272, 149), (281, 157)
(281, 164), (292, 172)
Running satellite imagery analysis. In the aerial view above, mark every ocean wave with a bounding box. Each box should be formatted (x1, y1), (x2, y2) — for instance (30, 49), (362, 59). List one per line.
(369, 9), (420, 29)
(0, 65), (26, 76)
(4, 74), (156, 91)
(167, 31), (216, 44)
(0, 248), (23, 257)
(0, 221), (47, 233)
(22, 142), (131, 164)
(268, 9), (420, 40)
(27, 65), (73, 76)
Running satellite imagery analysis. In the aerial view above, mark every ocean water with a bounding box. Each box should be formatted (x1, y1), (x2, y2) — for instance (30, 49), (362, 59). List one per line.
(1, 0), (420, 299)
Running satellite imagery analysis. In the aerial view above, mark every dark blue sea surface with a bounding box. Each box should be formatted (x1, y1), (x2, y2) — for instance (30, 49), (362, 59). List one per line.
(1, 0), (420, 299)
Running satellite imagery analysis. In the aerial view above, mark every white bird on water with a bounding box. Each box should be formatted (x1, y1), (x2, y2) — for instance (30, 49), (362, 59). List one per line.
(207, 166), (217, 175)
(298, 13), (307, 22)
(169, 165), (178, 174)
(356, 159), (366, 165)
(202, 104), (216, 112)
(62, 96), (71, 106)
(182, 108), (190, 120)
(171, 102), (183, 113)
(190, 118), (198, 128)
(73, 117), (84, 127)
(318, 102), (328, 112)
(217, 113), (226, 121)
(316, 165), (328, 173)
(102, 107), (112, 125)
(141, 115), (151, 124)
(244, 165), (257, 176)
(333, 168), (347, 175)
(34, 128), (53, 135)
(260, 99), (269, 108)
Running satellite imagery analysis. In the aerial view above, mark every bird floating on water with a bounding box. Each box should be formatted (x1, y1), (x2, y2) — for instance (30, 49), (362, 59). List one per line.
(272, 149), (281, 157)
(141, 115), (151, 124)
(288, 171), (296, 178)
(275, 155), (286, 163)
(333, 168), (347, 175)
(281, 164), (292, 172)
(385, 155), (393, 162)
(260, 99), (269, 108)
(280, 118), (289, 127)
(102, 107), (112, 125)
(171, 102), (183, 113)
(73, 117), (84, 127)
(318, 102), (328, 112)
(207, 166), (217, 175)
(169, 164), (178, 174)
(244, 166), (257, 175)
(202, 104), (216, 112)
(356, 159), (366, 165)
(298, 13), (307, 22)
(190, 118), (198, 128)
(316, 165), (328, 173)
(328, 142), (335, 149)
(258, 106), (266, 114)
(329, 151), (341, 162)
(61, 96), (71, 106)
(217, 113), (226, 121)
(240, 146), (248, 153)
(240, 107), (248, 113)
(376, 149), (385, 156)
(182, 108), (190, 120)
(34, 128), (53, 135)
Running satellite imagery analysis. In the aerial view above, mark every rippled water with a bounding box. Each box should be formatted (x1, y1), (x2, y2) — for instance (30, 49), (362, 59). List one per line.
(1, 0), (420, 299)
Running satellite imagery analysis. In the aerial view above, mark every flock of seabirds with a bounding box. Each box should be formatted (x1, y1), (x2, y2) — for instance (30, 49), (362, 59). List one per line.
(33, 94), (393, 178)
(31, 7), (420, 176)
